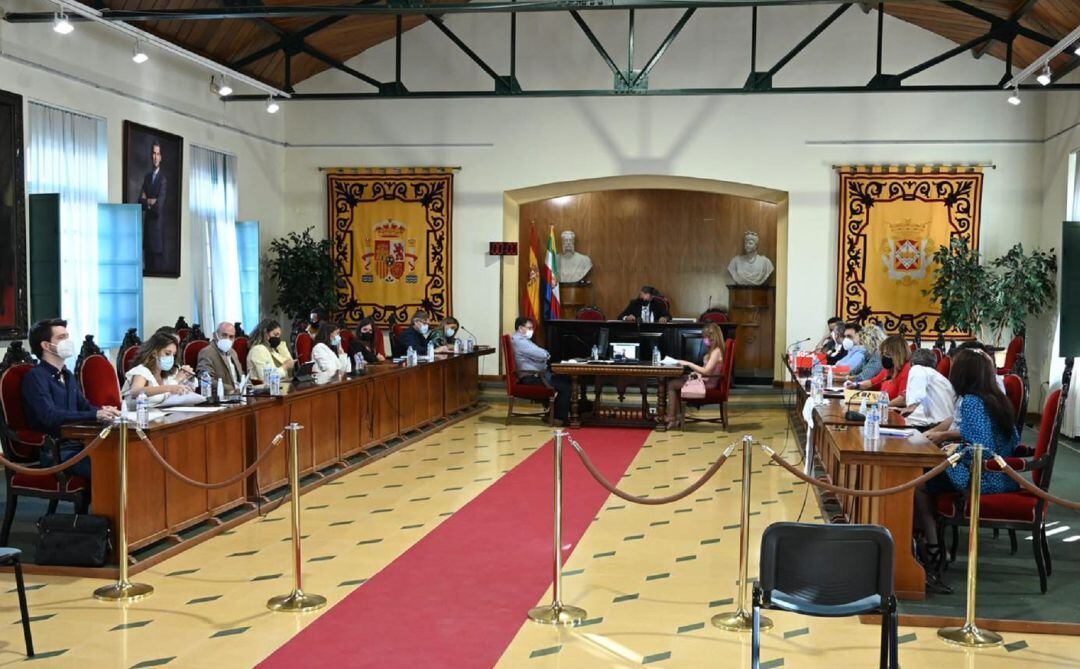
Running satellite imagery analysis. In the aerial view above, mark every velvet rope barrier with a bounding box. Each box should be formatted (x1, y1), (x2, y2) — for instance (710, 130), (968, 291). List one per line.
(0, 426), (111, 476)
(994, 455), (1080, 511)
(134, 428), (286, 490)
(565, 434), (738, 505)
(760, 443), (963, 497)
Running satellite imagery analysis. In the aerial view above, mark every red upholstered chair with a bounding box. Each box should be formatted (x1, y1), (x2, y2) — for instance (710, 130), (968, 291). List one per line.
(339, 330), (355, 358)
(699, 311), (730, 325)
(0, 364), (90, 546)
(1003, 374), (1025, 424)
(79, 354), (121, 409)
(176, 328), (191, 341)
(576, 306), (606, 321)
(294, 332), (314, 365)
(183, 340), (210, 370)
(998, 336), (1024, 375)
(932, 348), (944, 364)
(232, 337), (250, 371)
(935, 355), (951, 378)
(373, 327), (387, 358)
(685, 337), (738, 427)
(117, 345), (141, 384)
(500, 334), (554, 425)
(654, 295), (672, 317)
(935, 383), (1069, 593)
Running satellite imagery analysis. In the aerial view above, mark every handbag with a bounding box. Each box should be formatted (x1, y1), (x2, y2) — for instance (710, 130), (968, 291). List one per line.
(35, 513), (112, 567)
(681, 373), (707, 399)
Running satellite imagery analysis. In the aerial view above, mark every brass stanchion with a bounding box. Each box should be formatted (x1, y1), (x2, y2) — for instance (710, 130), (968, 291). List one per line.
(94, 417), (154, 602)
(267, 423), (327, 613)
(528, 428), (587, 625)
(938, 443), (1003, 647)
(712, 436), (772, 632)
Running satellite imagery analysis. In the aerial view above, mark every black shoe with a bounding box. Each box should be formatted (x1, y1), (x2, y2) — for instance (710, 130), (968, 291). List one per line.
(926, 572), (954, 595)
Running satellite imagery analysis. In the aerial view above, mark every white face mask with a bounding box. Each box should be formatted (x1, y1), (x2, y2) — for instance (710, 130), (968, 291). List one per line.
(842, 337), (855, 351)
(419, 323), (429, 335)
(523, 328), (534, 340)
(53, 338), (76, 359)
(446, 327), (456, 337)
(216, 337), (234, 353)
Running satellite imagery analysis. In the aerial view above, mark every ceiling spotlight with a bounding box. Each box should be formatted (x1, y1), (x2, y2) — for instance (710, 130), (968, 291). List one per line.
(217, 76), (233, 97)
(52, 10), (74, 35)
(132, 41), (148, 64)
(1007, 87), (1021, 106)
(265, 97), (280, 114)
(1075, 43), (1080, 56)
(1037, 63), (1052, 86)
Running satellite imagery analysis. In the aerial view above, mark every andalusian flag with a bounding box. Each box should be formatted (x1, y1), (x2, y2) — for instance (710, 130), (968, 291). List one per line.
(524, 224), (541, 323)
(544, 226), (561, 319)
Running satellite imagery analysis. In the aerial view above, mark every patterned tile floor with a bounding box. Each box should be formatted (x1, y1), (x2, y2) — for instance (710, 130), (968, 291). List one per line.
(0, 396), (1075, 668)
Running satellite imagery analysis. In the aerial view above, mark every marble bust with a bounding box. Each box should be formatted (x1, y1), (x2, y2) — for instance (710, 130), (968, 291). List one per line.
(727, 231), (774, 286)
(559, 230), (593, 284)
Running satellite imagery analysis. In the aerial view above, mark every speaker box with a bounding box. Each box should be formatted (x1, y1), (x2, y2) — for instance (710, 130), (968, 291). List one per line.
(1061, 221), (1080, 358)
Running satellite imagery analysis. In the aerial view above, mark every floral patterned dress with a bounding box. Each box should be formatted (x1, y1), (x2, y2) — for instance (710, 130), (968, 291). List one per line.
(946, 394), (1020, 494)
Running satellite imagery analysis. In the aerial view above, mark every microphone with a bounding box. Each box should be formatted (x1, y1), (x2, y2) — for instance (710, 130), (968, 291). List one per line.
(707, 295), (713, 310)
(786, 337), (812, 352)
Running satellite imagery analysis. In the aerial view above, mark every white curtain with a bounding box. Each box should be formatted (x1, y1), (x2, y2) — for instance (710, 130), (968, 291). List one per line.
(1050, 152), (1080, 436)
(190, 145), (241, 330)
(26, 103), (106, 352)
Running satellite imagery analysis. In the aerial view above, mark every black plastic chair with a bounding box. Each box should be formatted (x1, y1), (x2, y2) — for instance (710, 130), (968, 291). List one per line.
(752, 522), (898, 669)
(0, 547), (34, 657)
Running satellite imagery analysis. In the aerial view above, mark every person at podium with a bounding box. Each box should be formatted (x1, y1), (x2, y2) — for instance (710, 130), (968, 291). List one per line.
(618, 286), (670, 323)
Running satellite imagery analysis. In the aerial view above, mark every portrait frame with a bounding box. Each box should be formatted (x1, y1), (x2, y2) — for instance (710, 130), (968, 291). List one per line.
(123, 120), (183, 278)
(0, 89), (27, 341)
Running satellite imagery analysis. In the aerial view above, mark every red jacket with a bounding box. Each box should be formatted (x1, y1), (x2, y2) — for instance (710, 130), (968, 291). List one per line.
(867, 361), (911, 400)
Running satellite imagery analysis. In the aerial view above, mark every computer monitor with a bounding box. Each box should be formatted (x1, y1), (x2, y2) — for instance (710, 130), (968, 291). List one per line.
(611, 342), (640, 360)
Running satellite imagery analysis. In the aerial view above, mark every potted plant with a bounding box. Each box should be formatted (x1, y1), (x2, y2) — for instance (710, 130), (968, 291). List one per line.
(925, 237), (990, 335)
(266, 227), (336, 333)
(984, 243), (1057, 344)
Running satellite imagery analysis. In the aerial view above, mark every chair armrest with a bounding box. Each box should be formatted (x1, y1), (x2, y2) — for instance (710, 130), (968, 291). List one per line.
(1013, 444), (1035, 457)
(985, 456), (1027, 472)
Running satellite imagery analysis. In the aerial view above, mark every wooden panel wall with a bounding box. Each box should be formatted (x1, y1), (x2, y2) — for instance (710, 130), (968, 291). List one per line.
(518, 189), (778, 321)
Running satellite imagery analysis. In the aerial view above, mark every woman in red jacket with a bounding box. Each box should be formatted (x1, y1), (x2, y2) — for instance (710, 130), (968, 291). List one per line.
(847, 334), (911, 404)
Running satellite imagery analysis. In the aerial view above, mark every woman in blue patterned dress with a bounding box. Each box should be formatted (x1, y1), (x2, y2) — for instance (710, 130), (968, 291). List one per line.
(914, 349), (1019, 591)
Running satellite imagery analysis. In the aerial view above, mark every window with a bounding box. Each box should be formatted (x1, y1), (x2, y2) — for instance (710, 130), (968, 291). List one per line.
(236, 220), (260, 333)
(97, 204), (144, 349)
(190, 146), (241, 328)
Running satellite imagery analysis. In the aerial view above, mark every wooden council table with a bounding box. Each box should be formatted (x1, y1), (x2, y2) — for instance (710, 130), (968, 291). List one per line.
(63, 349), (491, 576)
(549, 361), (687, 431)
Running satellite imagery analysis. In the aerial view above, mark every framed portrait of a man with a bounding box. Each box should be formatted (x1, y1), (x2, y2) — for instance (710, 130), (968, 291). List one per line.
(0, 89), (27, 340)
(123, 121), (183, 278)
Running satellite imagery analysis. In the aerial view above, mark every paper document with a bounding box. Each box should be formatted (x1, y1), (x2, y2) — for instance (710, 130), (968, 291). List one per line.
(879, 427), (916, 438)
(117, 410), (166, 423)
(166, 406), (226, 414)
(158, 393), (208, 408)
(659, 356), (681, 366)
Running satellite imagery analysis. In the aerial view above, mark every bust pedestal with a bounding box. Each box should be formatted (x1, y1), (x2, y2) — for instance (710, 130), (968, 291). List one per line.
(728, 284), (775, 381)
(561, 283), (592, 318)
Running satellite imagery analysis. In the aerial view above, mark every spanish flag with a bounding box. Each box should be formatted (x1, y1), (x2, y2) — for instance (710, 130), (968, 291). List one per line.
(544, 226), (561, 319)
(524, 224), (541, 324)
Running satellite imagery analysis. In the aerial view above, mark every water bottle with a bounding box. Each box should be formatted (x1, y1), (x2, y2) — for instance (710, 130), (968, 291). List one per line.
(466, 339), (474, 353)
(858, 394), (868, 418)
(811, 359), (824, 405)
(877, 391), (890, 426)
(406, 346), (416, 367)
(454, 339), (463, 354)
(269, 368), (281, 396)
(652, 346), (661, 365)
(135, 393), (149, 429)
(354, 352), (366, 374)
(199, 371), (212, 399)
(866, 403), (881, 442)
(426, 341), (435, 361)
(262, 365), (273, 386)
(591, 345), (599, 361)
(826, 365), (834, 389)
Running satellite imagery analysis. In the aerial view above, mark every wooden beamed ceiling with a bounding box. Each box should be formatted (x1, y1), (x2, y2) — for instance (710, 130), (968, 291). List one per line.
(74, 1), (1080, 90)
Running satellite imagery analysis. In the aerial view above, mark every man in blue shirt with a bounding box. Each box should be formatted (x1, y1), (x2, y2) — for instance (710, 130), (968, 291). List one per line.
(21, 318), (120, 479)
(511, 317), (572, 421)
(833, 323), (868, 375)
(396, 310), (432, 356)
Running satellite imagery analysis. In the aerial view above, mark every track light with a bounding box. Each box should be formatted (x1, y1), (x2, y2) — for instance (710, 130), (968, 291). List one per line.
(1007, 87), (1021, 106)
(265, 97), (279, 114)
(1037, 63), (1052, 86)
(217, 78), (233, 97)
(132, 41), (148, 64)
(1075, 43), (1080, 56)
(52, 10), (74, 35)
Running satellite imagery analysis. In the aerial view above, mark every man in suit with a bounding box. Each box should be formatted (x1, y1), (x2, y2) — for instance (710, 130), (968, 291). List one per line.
(139, 142), (167, 272)
(618, 286), (670, 323)
(396, 310), (431, 355)
(196, 321), (244, 394)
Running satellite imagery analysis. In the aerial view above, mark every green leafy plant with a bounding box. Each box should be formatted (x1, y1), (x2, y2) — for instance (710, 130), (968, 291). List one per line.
(925, 237), (990, 334)
(266, 227), (336, 322)
(984, 243), (1057, 343)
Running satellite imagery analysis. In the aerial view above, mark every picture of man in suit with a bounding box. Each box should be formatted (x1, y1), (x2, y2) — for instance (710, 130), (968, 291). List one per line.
(139, 142), (167, 272)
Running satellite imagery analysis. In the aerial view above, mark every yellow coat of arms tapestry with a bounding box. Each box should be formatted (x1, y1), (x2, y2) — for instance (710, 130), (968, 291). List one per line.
(327, 169), (453, 327)
(835, 166), (983, 339)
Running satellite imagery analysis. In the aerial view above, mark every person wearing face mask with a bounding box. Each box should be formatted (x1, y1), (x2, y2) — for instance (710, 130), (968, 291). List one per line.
(847, 334), (912, 405)
(396, 310), (433, 356)
(307, 308), (328, 337)
(22, 318), (122, 479)
(429, 316), (467, 353)
(246, 319), (297, 383)
(511, 316), (572, 422)
(832, 323), (868, 375)
(665, 323), (726, 430)
(311, 321), (350, 383)
(348, 317), (386, 365)
(123, 332), (196, 404)
(196, 321), (245, 394)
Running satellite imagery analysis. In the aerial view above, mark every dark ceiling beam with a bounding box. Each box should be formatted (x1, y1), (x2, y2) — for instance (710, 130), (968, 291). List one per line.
(569, 11), (631, 88)
(4, 1), (953, 22)
(896, 29), (992, 79)
(631, 8), (696, 86)
(940, 1), (1058, 49)
(766, 3), (850, 76)
(300, 45), (383, 88)
(971, 0), (1039, 59)
(229, 16), (352, 68)
(425, 15), (501, 82)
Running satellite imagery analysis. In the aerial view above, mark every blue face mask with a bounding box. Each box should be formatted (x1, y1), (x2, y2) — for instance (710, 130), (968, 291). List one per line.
(159, 355), (175, 372)
(331, 335), (342, 346)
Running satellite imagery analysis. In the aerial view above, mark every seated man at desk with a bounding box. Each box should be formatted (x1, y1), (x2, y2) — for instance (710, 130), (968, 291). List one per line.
(618, 286), (670, 323)
(22, 318), (121, 479)
(895, 349), (955, 428)
(815, 316), (843, 357)
(832, 323), (868, 374)
(196, 321), (244, 394)
(396, 310), (431, 355)
(511, 317), (571, 422)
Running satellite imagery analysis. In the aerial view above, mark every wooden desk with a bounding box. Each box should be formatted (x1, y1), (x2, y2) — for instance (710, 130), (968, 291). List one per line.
(64, 349), (491, 573)
(544, 319), (739, 367)
(550, 361), (686, 430)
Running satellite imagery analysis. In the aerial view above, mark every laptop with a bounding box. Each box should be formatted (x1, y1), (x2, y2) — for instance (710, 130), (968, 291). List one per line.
(611, 342), (640, 361)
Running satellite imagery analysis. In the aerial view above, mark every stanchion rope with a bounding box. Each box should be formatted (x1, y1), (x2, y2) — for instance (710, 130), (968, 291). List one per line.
(0, 427), (111, 476)
(135, 428), (286, 490)
(761, 443), (962, 497)
(565, 433), (737, 505)
(994, 455), (1080, 512)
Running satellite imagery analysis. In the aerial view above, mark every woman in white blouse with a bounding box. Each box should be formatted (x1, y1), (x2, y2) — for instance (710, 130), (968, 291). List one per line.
(122, 333), (195, 404)
(311, 321), (349, 383)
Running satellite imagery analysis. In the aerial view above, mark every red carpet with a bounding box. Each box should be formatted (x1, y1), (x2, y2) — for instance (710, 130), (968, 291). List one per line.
(257, 427), (648, 669)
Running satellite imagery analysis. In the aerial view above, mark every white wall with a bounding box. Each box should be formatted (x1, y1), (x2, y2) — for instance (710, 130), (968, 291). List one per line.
(283, 6), (1049, 379)
(0, 0), (285, 355)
